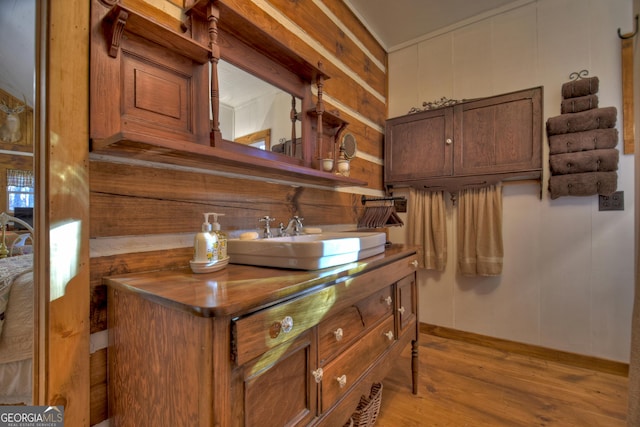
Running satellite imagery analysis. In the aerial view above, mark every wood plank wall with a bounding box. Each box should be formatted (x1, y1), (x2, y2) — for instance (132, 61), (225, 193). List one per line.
(88, 1), (387, 424)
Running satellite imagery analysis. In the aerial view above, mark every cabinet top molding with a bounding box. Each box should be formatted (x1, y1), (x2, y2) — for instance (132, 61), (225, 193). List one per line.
(408, 97), (465, 114)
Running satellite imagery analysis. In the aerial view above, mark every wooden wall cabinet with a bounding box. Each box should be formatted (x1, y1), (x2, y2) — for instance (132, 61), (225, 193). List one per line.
(89, 0), (366, 188)
(385, 87), (542, 192)
(106, 247), (419, 426)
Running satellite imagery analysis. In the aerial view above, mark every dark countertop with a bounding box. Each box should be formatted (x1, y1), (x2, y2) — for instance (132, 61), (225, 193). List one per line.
(104, 244), (417, 318)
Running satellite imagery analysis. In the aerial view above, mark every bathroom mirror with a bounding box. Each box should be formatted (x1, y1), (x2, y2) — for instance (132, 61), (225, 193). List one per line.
(218, 60), (303, 158)
(0, 0), (38, 405)
(218, 60), (302, 157)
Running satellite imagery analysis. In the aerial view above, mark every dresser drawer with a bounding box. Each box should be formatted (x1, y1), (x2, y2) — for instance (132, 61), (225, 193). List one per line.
(233, 254), (417, 366)
(320, 315), (395, 412)
(318, 286), (393, 365)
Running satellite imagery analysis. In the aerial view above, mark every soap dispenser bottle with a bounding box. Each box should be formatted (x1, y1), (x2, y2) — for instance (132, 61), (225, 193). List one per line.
(209, 213), (227, 260)
(194, 213), (218, 263)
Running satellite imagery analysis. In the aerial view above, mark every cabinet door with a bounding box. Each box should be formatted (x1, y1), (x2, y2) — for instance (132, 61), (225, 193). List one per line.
(396, 273), (417, 336)
(242, 329), (317, 427)
(454, 87), (542, 176)
(385, 107), (453, 183)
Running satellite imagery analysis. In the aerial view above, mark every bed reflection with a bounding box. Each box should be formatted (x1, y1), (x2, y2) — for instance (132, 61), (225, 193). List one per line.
(0, 212), (34, 405)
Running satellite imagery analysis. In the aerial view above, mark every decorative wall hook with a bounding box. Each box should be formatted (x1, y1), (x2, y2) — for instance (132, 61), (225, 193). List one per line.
(618, 14), (638, 39)
(408, 97), (463, 114)
(569, 70), (589, 81)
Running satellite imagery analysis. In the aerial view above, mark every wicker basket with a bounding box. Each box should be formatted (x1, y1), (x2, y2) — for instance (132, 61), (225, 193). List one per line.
(349, 382), (383, 427)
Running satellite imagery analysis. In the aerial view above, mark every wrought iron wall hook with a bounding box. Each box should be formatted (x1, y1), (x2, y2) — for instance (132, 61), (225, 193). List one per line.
(569, 70), (589, 81)
(618, 14), (638, 39)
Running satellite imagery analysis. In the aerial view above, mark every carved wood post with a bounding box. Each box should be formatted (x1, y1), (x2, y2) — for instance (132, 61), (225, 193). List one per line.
(290, 95), (297, 157)
(315, 62), (325, 169)
(208, 1), (222, 146)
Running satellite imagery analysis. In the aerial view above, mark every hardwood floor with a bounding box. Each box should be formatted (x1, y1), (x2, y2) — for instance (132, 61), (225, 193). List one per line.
(376, 332), (628, 426)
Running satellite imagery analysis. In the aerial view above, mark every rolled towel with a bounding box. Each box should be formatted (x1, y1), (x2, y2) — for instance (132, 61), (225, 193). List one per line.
(549, 148), (619, 175)
(561, 76), (599, 99)
(548, 171), (617, 200)
(546, 106), (617, 136)
(548, 128), (618, 154)
(561, 94), (598, 114)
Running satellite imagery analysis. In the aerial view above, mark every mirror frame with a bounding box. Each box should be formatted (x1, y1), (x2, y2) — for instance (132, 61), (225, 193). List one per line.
(32, 0), (46, 403)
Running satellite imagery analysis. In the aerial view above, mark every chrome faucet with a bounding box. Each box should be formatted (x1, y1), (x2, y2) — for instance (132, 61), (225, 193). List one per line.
(259, 216), (276, 239)
(281, 216), (304, 236)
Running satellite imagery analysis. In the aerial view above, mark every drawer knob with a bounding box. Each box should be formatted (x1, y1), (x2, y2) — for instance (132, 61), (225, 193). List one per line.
(312, 368), (324, 383)
(270, 316), (294, 338)
(333, 328), (344, 342)
(336, 374), (347, 388)
(411, 260), (418, 268)
(446, 138), (453, 145)
(280, 316), (294, 333)
(384, 330), (394, 341)
(381, 295), (392, 306)
(398, 306), (406, 315)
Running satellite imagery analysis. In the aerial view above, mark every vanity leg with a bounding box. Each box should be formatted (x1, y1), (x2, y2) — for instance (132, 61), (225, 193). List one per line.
(411, 338), (419, 394)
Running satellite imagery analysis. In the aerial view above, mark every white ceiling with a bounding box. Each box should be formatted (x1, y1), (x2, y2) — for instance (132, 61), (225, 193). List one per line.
(0, 0), (35, 106)
(345, 0), (520, 50)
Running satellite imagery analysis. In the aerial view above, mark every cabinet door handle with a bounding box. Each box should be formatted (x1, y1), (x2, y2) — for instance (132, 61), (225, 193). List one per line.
(381, 295), (392, 306)
(411, 260), (418, 268)
(312, 368), (324, 383)
(446, 138), (453, 145)
(336, 374), (347, 388)
(333, 328), (344, 342)
(398, 306), (406, 315)
(383, 330), (394, 341)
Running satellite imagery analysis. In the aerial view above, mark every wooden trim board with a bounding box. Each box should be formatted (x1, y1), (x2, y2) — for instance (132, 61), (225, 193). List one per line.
(421, 323), (629, 377)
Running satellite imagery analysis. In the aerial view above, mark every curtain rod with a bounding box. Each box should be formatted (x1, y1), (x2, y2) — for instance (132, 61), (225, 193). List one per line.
(361, 195), (406, 205)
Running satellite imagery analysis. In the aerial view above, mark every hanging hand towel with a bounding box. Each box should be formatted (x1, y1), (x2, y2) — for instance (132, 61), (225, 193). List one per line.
(407, 188), (447, 271)
(546, 106), (617, 136)
(560, 94), (599, 114)
(561, 76), (599, 99)
(549, 148), (619, 175)
(548, 171), (617, 199)
(457, 185), (503, 276)
(548, 128), (618, 155)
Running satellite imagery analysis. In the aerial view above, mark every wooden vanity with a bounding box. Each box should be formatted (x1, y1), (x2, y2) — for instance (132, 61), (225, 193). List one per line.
(106, 245), (418, 427)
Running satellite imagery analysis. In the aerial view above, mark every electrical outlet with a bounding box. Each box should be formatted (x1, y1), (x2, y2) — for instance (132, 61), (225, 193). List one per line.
(394, 198), (407, 213)
(599, 191), (624, 211)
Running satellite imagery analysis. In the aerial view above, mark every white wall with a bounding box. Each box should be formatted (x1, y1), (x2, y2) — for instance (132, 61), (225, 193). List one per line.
(387, 0), (634, 362)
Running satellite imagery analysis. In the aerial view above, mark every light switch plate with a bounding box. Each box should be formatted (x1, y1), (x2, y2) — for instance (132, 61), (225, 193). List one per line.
(599, 191), (624, 211)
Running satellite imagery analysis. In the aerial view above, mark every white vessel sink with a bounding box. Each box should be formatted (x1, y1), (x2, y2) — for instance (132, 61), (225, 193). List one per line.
(227, 231), (387, 270)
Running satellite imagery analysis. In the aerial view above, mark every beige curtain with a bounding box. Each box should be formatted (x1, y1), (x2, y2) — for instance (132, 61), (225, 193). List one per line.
(457, 184), (503, 276)
(407, 188), (447, 271)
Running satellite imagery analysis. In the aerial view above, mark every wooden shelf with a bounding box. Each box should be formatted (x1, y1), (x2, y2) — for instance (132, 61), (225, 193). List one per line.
(186, 0), (328, 82)
(105, 3), (210, 63)
(90, 133), (367, 188)
(92, 0), (366, 189)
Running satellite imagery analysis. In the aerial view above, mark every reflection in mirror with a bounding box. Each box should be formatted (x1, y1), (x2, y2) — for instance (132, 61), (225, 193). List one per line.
(217, 60), (302, 158)
(0, 0), (36, 405)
